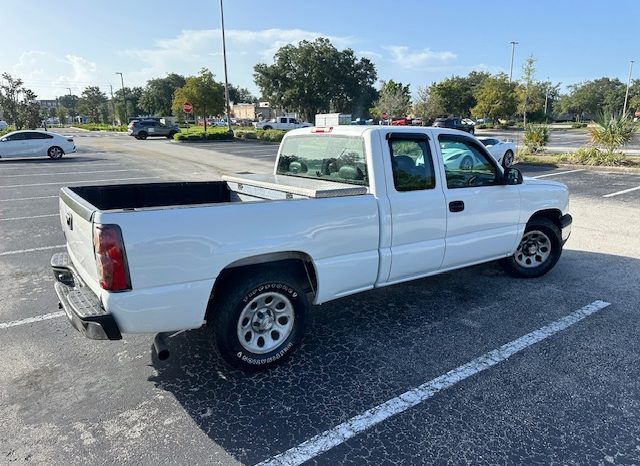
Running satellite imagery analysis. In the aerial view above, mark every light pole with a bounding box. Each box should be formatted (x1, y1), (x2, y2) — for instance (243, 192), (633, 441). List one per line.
(67, 87), (74, 124)
(220, 0), (232, 132)
(115, 72), (128, 123)
(509, 41), (518, 83)
(623, 60), (635, 115)
(544, 78), (550, 116)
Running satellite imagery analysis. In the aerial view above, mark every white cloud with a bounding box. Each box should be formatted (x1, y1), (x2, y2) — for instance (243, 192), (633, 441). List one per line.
(120, 28), (356, 95)
(382, 45), (457, 69)
(10, 51), (101, 98)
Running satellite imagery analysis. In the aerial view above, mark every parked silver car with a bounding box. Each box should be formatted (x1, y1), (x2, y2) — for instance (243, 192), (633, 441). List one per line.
(128, 120), (180, 140)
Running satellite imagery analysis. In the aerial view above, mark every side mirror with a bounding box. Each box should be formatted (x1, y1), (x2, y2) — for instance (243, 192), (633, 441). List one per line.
(503, 167), (523, 185)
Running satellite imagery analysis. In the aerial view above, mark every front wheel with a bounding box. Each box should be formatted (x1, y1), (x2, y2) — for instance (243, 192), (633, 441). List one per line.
(167, 131), (177, 139)
(212, 269), (309, 371)
(502, 150), (514, 168)
(500, 217), (562, 278)
(47, 146), (64, 159)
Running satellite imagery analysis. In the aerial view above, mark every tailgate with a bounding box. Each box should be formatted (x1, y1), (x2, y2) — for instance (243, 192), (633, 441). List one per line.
(59, 188), (100, 293)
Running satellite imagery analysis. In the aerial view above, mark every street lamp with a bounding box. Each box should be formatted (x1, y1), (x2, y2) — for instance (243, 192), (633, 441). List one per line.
(623, 60), (635, 115)
(115, 72), (128, 123)
(509, 41), (518, 83)
(220, 0), (232, 132)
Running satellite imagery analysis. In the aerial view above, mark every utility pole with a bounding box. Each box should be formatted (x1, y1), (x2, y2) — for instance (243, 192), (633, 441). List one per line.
(544, 78), (550, 116)
(623, 60), (635, 115)
(220, 0), (232, 132)
(67, 87), (74, 124)
(509, 41), (518, 83)
(115, 72), (128, 123)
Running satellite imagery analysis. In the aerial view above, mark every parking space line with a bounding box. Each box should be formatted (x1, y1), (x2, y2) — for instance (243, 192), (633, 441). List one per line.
(0, 214), (58, 222)
(257, 300), (611, 466)
(0, 176), (160, 188)
(0, 162), (121, 170)
(0, 311), (65, 330)
(603, 185), (640, 198)
(533, 169), (585, 178)
(0, 195), (58, 203)
(0, 169), (142, 178)
(0, 245), (65, 256)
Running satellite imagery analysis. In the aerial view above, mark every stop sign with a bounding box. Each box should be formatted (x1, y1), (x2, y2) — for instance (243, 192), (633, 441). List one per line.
(380, 112), (388, 119)
(183, 102), (193, 113)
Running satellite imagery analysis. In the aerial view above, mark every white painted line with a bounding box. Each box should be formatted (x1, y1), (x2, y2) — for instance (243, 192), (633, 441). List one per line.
(0, 176), (160, 188)
(0, 245), (65, 256)
(0, 311), (65, 330)
(603, 185), (640, 198)
(0, 169), (142, 178)
(257, 300), (611, 466)
(0, 162), (120, 170)
(533, 169), (585, 179)
(0, 214), (57, 222)
(0, 195), (58, 203)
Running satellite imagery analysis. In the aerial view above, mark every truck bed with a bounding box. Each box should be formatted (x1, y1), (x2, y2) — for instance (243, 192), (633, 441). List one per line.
(67, 181), (231, 210)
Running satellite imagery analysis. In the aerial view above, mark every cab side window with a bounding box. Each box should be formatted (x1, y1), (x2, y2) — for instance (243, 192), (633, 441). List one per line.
(438, 135), (499, 189)
(388, 136), (436, 192)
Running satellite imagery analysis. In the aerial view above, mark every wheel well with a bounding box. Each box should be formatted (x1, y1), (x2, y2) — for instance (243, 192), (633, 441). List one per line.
(205, 252), (317, 322)
(529, 209), (562, 230)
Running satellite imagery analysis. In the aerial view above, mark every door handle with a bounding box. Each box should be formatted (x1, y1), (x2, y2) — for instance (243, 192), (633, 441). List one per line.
(449, 200), (465, 212)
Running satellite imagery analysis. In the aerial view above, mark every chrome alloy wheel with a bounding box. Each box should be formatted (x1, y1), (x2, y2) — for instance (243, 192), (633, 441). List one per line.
(237, 291), (295, 354)
(515, 230), (551, 268)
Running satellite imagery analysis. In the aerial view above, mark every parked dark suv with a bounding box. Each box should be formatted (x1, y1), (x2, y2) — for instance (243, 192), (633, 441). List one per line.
(432, 118), (475, 134)
(128, 119), (180, 140)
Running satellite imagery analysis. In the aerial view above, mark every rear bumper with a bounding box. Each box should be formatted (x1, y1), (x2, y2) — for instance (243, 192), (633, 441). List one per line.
(560, 213), (572, 244)
(51, 252), (122, 340)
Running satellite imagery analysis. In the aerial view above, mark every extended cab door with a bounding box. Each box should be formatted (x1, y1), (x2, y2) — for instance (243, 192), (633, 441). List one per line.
(436, 133), (520, 269)
(384, 132), (447, 284)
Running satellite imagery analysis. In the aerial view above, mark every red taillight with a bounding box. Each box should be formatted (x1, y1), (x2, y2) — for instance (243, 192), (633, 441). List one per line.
(311, 127), (333, 133)
(93, 224), (131, 291)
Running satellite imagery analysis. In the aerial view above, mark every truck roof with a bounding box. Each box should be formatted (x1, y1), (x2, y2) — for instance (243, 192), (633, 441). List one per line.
(286, 125), (470, 138)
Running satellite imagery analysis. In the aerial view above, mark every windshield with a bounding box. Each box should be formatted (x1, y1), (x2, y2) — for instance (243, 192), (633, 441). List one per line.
(277, 135), (368, 186)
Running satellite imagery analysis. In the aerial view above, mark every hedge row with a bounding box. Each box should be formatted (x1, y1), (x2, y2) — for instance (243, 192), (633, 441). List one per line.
(75, 123), (128, 132)
(234, 129), (287, 142)
(173, 129), (234, 141)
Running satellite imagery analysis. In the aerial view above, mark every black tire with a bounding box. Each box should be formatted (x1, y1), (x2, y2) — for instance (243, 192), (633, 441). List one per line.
(47, 146), (64, 159)
(500, 217), (562, 278)
(502, 150), (514, 168)
(470, 127), (475, 134)
(460, 155), (473, 170)
(212, 268), (309, 371)
(262, 125), (272, 130)
(138, 131), (148, 140)
(167, 131), (177, 139)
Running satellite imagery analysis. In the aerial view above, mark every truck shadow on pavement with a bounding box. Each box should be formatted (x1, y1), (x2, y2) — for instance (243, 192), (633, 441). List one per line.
(148, 249), (639, 465)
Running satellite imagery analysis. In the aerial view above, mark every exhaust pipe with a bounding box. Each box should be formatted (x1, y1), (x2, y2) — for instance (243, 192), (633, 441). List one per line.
(153, 332), (171, 361)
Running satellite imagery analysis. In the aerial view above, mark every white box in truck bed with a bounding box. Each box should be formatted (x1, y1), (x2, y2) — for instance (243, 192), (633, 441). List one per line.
(223, 173), (368, 200)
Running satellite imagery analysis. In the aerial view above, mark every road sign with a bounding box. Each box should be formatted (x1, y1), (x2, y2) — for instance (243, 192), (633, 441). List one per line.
(380, 112), (388, 119)
(183, 102), (193, 114)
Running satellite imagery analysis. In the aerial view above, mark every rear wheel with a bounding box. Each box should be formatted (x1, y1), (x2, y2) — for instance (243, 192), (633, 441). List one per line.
(138, 131), (148, 140)
(262, 125), (272, 130)
(500, 217), (562, 278)
(212, 268), (309, 371)
(47, 146), (64, 159)
(502, 150), (514, 168)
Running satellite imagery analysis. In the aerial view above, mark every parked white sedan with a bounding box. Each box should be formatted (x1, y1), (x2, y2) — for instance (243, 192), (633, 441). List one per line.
(0, 130), (76, 160)
(477, 137), (516, 168)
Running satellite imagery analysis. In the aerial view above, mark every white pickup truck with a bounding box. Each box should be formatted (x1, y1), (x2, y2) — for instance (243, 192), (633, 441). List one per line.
(52, 126), (572, 371)
(254, 116), (312, 130)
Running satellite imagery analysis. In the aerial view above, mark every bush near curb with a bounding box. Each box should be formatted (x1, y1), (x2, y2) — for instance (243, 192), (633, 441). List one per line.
(256, 129), (287, 142)
(75, 123), (127, 132)
(558, 147), (627, 166)
(173, 128), (233, 141)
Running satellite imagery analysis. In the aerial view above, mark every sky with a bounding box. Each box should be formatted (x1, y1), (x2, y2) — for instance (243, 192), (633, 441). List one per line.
(1, 0), (639, 101)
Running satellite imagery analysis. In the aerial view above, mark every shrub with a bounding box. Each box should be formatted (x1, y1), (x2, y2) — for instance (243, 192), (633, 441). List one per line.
(523, 124), (550, 153)
(75, 123), (127, 132)
(557, 147), (626, 166)
(173, 128), (233, 141)
(589, 113), (636, 153)
(571, 122), (588, 129)
(257, 129), (286, 142)
(206, 130), (234, 140)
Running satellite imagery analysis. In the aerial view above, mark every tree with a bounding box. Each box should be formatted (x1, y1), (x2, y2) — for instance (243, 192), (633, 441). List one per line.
(518, 56), (536, 126)
(430, 72), (490, 117)
(227, 84), (256, 104)
(59, 94), (79, 122)
(371, 80), (411, 119)
(114, 86), (144, 122)
(172, 68), (224, 130)
(254, 37), (378, 121)
(413, 85), (445, 119)
(561, 78), (626, 120)
(0, 74), (43, 129)
(77, 86), (108, 123)
(471, 73), (517, 120)
(139, 73), (186, 116)
(57, 106), (68, 125)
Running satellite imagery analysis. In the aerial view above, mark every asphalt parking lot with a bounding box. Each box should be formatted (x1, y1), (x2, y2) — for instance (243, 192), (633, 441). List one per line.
(1, 131), (639, 465)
